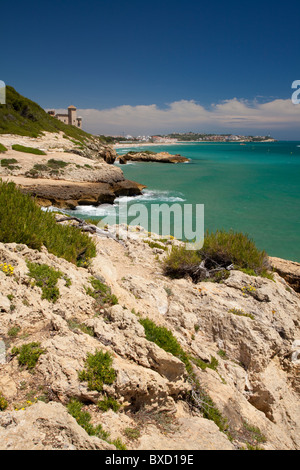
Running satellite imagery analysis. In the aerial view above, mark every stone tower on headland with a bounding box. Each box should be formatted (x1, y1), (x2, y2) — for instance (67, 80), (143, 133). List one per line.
(48, 105), (82, 129)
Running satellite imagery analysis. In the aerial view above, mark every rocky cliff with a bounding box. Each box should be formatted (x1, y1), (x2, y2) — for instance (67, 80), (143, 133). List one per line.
(0, 224), (299, 450)
(0, 132), (145, 208)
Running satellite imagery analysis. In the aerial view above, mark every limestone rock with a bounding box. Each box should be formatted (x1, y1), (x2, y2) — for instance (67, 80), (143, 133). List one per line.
(0, 232), (299, 450)
(117, 151), (190, 164)
(0, 402), (115, 450)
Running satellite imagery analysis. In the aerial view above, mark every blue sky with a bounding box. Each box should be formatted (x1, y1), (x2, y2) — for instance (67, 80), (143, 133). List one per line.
(1, 0), (300, 137)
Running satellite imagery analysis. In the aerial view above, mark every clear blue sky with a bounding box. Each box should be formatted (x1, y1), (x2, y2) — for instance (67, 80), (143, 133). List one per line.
(1, 0), (300, 137)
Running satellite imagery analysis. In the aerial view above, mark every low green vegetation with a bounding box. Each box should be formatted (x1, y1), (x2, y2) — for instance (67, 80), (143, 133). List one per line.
(67, 398), (110, 440)
(78, 350), (117, 392)
(11, 144), (46, 155)
(240, 421), (267, 450)
(47, 158), (69, 169)
(67, 318), (95, 336)
(0, 393), (8, 411)
(1, 158), (18, 168)
(126, 150), (156, 156)
(200, 230), (269, 273)
(228, 308), (255, 320)
(11, 342), (46, 369)
(67, 398), (127, 449)
(73, 351), (126, 448)
(0, 180), (96, 265)
(191, 356), (219, 371)
(25, 160), (70, 178)
(85, 277), (118, 307)
(163, 229), (271, 282)
(27, 262), (62, 303)
(7, 325), (21, 337)
(97, 396), (121, 412)
(0, 143), (7, 153)
(123, 427), (141, 441)
(163, 246), (203, 281)
(138, 316), (228, 434)
(139, 317), (192, 373)
(143, 239), (167, 251)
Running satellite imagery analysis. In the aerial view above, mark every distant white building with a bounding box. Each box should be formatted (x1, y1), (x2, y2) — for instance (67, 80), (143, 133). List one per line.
(48, 105), (82, 128)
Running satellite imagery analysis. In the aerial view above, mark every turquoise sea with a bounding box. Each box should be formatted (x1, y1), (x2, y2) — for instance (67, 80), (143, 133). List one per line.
(67, 142), (300, 262)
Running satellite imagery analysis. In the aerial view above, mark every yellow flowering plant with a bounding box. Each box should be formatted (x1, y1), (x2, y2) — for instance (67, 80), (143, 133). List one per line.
(0, 262), (14, 276)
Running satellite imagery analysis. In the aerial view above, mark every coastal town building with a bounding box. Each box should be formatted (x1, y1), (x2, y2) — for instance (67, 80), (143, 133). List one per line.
(47, 105), (82, 128)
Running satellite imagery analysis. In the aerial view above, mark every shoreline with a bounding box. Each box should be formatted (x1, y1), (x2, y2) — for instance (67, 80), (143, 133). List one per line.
(113, 139), (276, 149)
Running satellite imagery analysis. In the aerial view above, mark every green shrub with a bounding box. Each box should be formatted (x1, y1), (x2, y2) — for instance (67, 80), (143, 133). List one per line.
(11, 144), (46, 155)
(163, 230), (270, 282)
(0, 143), (7, 153)
(78, 350), (117, 392)
(11, 342), (46, 369)
(1, 158), (18, 167)
(0, 180), (96, 265)
(67, 398), (126, 449)
(139, 317), (192, 373)
(7, 326), (21, 337)
(163, 245), (202, 281)
(85, 277), (118, 307)
(191, 355), (219, 371)
(33, 163), (49, 172)
(67, 398), (110, 440)
(124, 427), (141, 440)
(47, 159), (69, 169)
(0, 393), (8, 411)
(97, 396), (121, 412)
(200, 230), (268, 274)
(195, 387), (228, 432)
(27, 262), (62, 303)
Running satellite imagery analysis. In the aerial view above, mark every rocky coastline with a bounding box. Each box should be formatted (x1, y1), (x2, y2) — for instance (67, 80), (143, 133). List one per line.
(0, 131), (300, 451)
(0, 223), (299, 450)
(117, 151), (190, 164)
(0, 132), (145, 208)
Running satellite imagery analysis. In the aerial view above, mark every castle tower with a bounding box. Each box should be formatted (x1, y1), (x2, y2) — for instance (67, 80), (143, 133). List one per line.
(68, 105), (77, 126)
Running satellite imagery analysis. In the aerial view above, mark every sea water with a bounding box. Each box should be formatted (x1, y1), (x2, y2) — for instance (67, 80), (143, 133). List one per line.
(63, 141), (300, 262)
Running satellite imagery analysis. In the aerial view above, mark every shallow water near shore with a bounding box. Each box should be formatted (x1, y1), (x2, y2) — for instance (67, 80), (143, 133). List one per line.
(68, 141), (300, 262)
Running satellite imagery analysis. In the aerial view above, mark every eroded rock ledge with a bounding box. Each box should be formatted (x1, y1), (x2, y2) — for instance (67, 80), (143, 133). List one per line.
(117, 151), (190, 164)
(19, 179), (146, 209)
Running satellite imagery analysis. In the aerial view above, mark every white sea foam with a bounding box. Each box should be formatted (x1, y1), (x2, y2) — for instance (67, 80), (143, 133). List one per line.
(41, 189), (186, 219)
(115, 189), (185, 203)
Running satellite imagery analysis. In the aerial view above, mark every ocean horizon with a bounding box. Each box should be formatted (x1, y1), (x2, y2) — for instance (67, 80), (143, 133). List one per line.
(62, 141), (300, 263)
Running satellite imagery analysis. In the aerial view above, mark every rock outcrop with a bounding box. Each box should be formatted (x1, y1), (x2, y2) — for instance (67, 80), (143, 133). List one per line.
(0, 226), (299, 450)
(18, 179), (145, 209)
(0, 402), (114, 450)
(117, 151), (190, 164)
(269, 256), (300, 293)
